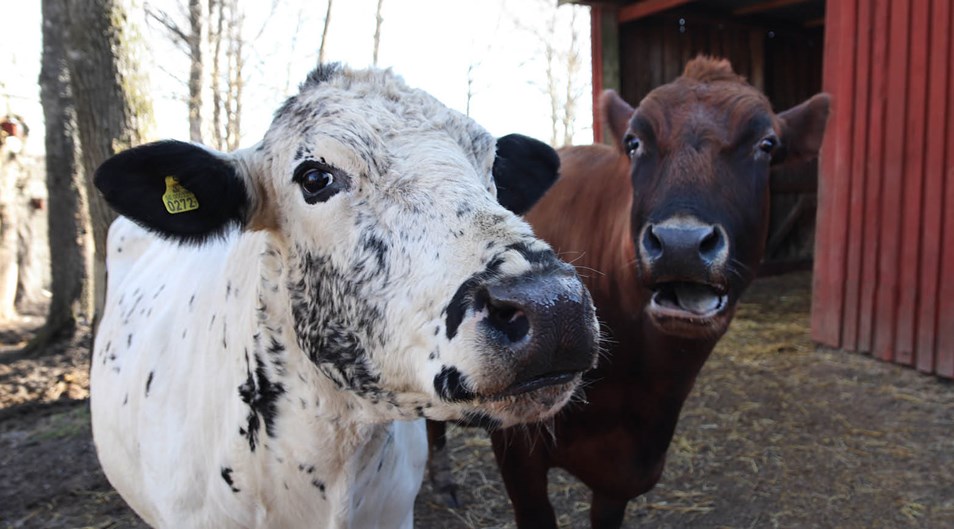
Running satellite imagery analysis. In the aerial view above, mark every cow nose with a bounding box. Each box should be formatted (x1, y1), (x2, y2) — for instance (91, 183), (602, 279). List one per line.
(485, 295), (531, 344)
(479, 270), (596, 379)
(642, 223), (727, 267)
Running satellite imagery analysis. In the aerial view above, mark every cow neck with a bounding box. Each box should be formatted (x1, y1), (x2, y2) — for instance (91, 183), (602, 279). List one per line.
(248, 238), (400, 501)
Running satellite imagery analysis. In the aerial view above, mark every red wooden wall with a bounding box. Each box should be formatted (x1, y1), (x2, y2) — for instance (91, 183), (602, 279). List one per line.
(812, 0), (954, 377)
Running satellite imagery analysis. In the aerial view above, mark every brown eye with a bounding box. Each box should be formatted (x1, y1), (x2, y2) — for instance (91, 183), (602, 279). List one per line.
(758, 137), (778, 154)
(623, 134), (641, 157)
(301, 169), (333, 195)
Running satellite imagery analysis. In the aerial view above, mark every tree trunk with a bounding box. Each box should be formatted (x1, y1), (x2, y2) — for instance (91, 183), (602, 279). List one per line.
(209, 0), (225, 150)
(224, 1), (243, 151)
(562, 6), (581, 147)
(188, 0), (205, 144)
(372, 0), (384, 66)
(66, 0), (153, 330)
(319, 0), (333, 64)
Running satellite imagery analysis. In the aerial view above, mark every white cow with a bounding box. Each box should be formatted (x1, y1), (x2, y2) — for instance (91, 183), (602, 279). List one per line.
(90, 64), (599, 529)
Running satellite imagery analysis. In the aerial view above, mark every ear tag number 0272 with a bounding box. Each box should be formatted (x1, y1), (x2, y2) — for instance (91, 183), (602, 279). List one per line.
(162, 176), (200, 214)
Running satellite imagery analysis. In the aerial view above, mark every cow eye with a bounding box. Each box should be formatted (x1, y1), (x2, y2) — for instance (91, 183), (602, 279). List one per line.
(758, 136), (778, 155)
(623, 134), (641, 157)
(293, 163), (341, 204)
(302, 169), (333, 194)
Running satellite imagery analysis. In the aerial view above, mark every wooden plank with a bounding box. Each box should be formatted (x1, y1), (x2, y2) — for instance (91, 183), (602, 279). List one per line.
(734, 0), (814, 16)
(648, 23), (665, 89)
(916, 0), (951, 374)
(822, 0), (856, 349)
(872, 0), (911, 362)
(749, 29), (765, 91)
(840, 0), (872, 353)
(894, 0), (930, 366)
(662, 15), (680, 83)
(856, 0), (890, 354)
(811, 0), (851, 347)
(936, 0), (954, 378)
(810, 0), (837, 346)
(619, 0), (695, 23)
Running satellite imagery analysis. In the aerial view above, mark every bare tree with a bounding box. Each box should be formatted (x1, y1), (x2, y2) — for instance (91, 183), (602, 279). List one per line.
(515, 1), (588, 148)
(29, 0), (93, 347)
(319, 0), (333, 64)
(209, 0), (226, 149)
(283, 3), (307, 94)
(187, 0), (205, 143)
(561, 6), (583, 146)
(543, 9), (559, 146)
(203, 0), (254, 151)
(224, 2), (244, 151)
(466, 62), (477, 117)
(146, 1), (206, 143)
(66, 0), (154, 328)
(372, 0), (384, 66)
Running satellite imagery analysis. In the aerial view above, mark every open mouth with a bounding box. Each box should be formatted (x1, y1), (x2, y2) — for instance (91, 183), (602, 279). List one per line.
(486, 371), (579, 400)
(649, 281), (728, 319)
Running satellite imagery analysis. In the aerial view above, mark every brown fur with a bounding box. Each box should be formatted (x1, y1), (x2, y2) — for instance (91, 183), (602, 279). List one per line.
(489, 57), (830, 529)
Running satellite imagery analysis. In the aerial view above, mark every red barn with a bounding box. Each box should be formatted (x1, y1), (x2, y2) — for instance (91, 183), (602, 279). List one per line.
(570, 0), (954, 378)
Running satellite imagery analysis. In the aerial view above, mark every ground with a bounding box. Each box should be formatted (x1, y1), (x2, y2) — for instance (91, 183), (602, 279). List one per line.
(1, 272), (953, 529)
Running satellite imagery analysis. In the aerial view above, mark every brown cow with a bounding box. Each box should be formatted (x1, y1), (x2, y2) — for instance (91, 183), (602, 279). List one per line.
(430, 56), (830, 528)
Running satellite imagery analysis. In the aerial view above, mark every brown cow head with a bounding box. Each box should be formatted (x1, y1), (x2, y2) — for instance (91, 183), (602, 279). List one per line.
(604, 56), (830, 340)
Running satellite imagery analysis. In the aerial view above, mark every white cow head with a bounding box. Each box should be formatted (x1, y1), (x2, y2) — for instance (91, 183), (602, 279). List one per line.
(94, 65), (599, 428)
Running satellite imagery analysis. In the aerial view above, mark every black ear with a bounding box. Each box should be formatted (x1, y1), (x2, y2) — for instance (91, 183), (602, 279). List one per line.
(94, 141), (250, 242)
(492, 134), (560, 215)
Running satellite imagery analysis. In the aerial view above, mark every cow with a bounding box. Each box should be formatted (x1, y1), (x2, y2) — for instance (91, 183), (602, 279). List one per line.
(427, 56), (830, 528)
(89, 64), (600, 529)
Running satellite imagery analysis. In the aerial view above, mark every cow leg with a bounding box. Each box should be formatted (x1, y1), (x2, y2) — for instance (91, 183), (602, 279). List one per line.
(491, 428), (558, 529)
(425, 419), (460, 508)
(589, 491), (628, 529)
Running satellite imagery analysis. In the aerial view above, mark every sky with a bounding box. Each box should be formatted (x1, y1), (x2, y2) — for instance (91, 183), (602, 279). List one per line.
(1, 0), (592, 155)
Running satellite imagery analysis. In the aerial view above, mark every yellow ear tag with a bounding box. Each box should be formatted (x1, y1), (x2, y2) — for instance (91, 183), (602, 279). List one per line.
(162, 176), (200, 214)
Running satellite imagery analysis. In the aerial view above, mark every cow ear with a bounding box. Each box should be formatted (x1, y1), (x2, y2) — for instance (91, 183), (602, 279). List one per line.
(492, 134), (560, 215)
(94, 140), (252, 243)
(774, 93), (831, 166)
(599, 89), (635, 150)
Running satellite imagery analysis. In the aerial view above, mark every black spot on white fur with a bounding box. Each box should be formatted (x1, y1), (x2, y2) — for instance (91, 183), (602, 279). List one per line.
(145, 371), (154, 397)
(445, 256), (505, 339)
(237, 352), (285, 451)
(433, 366), (477, 402)
(220, 467), (240, 493)
(289, 248), (389, 400)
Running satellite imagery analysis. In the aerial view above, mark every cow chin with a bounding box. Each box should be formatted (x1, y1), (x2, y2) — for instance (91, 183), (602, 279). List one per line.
(468, 375), (583, 429)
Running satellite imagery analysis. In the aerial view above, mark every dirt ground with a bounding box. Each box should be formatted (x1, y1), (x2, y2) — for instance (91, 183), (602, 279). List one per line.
(2, 271), (953, 529)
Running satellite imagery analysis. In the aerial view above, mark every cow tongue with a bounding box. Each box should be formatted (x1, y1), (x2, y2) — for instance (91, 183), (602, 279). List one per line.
(672, 283), (722, 314)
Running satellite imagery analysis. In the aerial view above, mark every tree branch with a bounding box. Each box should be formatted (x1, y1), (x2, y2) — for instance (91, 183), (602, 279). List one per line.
(145, 5), (190, 49)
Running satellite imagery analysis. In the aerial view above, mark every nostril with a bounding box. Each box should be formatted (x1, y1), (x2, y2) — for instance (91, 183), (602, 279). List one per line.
(698, 225), (725, 262)
(487, 298), (530, 344)
(642, 224), (663, 259)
